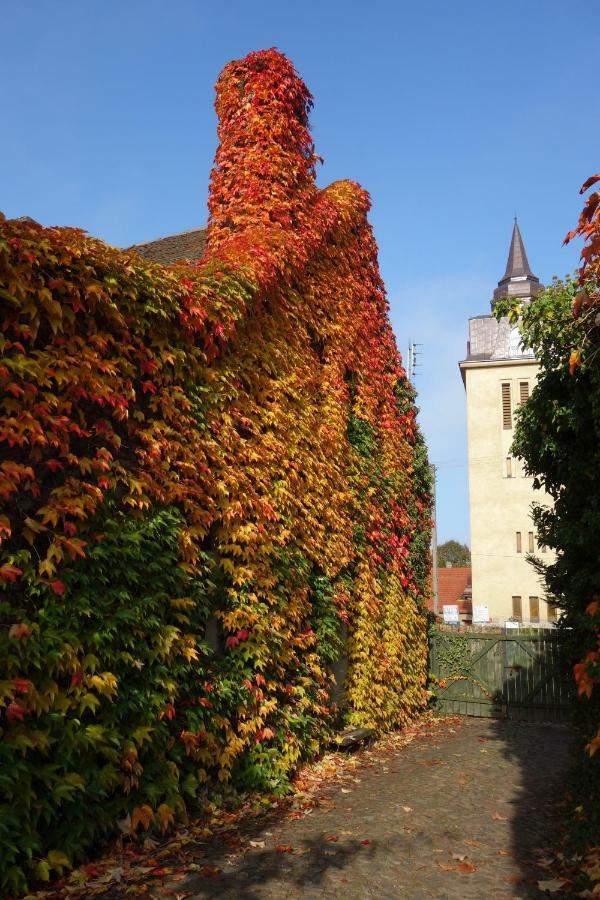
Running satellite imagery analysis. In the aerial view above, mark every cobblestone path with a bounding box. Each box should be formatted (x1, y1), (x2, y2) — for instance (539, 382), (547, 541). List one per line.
(162, 716), (573, 899)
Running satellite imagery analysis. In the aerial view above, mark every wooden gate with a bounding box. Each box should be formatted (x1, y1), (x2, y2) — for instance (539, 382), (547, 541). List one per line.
(429, 627), (572, 722)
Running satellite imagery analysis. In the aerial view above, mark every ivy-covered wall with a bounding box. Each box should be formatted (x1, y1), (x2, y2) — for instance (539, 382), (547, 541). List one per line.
(0, 49), (431, 892)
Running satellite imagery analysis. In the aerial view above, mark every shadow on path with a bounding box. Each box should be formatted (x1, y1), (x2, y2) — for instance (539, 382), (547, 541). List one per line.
(490, 714), (574, 896)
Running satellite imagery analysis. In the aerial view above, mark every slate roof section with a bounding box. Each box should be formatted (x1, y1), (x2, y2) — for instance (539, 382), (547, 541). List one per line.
(126, 227), (208, 265)
(465, 314), (535, 362)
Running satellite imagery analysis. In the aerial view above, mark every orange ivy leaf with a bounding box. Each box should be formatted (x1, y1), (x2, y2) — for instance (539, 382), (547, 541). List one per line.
(131, 805), (154, 833)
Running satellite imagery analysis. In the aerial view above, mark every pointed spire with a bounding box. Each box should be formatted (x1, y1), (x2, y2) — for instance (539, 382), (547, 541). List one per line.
(492, 219), (543, 307)
(502, 218), (534, 280)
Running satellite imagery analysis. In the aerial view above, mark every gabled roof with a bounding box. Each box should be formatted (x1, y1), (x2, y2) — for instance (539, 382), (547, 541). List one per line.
(126, 227), (207, 265)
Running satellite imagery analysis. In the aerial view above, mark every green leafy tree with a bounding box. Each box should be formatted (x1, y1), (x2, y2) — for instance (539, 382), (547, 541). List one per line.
(437, 540), (470, 568)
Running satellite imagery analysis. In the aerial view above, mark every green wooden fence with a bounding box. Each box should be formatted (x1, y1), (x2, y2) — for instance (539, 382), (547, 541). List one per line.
(429, 627), (572, 722)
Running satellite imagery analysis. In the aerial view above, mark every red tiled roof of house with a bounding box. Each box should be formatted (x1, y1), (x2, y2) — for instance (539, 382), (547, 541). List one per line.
(438, 567), (471, 606)
(426, 567), (472, 613)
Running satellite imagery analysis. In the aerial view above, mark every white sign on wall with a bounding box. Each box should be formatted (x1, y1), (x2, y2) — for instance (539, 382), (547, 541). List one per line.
(472, 605), (489, 624)
(442, 604), (460, 625)
(505, 620), (520, 629)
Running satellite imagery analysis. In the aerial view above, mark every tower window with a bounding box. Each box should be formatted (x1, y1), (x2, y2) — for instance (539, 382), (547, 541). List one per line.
(529, 596), (540, 623)
(506, 457), (512, 478)
(547, 602), (557, 622)
(519, 381), (530, 404)
(516, 531), (522, 553)
(512, 596), (522, 621)
(528, 531), (534, 553)
(502, 383), (512, 429)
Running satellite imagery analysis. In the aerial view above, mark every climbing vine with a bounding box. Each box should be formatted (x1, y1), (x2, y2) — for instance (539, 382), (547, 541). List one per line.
(0, 49), (431, 892)
(435, 633), (473, 679)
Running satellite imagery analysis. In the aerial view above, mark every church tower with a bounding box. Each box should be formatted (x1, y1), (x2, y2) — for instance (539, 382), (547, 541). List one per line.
(459, 222), (554, 625)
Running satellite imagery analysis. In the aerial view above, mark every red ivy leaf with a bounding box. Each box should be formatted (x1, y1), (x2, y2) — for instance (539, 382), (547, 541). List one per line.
(0, 565), (23, 583)
(8, 623), (32, 640)
(580, 173), (600, 194)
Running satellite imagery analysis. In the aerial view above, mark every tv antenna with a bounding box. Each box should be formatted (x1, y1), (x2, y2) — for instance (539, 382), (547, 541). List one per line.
(407, 340), (423, 383)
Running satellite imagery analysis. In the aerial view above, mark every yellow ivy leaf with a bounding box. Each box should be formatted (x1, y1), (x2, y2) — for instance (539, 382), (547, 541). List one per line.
(35, 860), (51, 882)
(47, 850), (71, 872)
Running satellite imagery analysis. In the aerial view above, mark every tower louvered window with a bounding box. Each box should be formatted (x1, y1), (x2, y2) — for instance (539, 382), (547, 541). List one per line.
(512, 596), (522, 621)
(529, 596), (540, 623)
(502, 383), (512, 429)
(519, 381), (530, 404)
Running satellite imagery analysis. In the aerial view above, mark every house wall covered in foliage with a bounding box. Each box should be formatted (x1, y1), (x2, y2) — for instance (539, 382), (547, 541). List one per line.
(0, 49), (431, 892)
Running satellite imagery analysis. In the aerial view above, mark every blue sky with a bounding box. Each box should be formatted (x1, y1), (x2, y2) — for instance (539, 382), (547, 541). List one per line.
(2, 0), (598, 543)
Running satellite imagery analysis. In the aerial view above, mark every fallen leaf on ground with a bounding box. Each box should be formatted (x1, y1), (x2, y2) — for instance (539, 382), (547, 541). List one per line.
(538, 878), (567, 893)
(341, 788), (351, 794)
(361, 839), (371, 845)
(457, 861), (477, 873)
(492, 812), (508, 821)
(402, 806), (412, 812)
(438, 862), (456, 872)
(326, 835), (338, 842)
(198, 866), (221, 877)
(276, 845), (293, 854)
(249, 840), (265, 848)
(452, 853), (467, 861)
(464, 839), (481, 847)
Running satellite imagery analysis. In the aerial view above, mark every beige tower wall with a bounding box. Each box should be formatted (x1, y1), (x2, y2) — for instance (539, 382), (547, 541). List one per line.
(462, 358), (555, 623)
